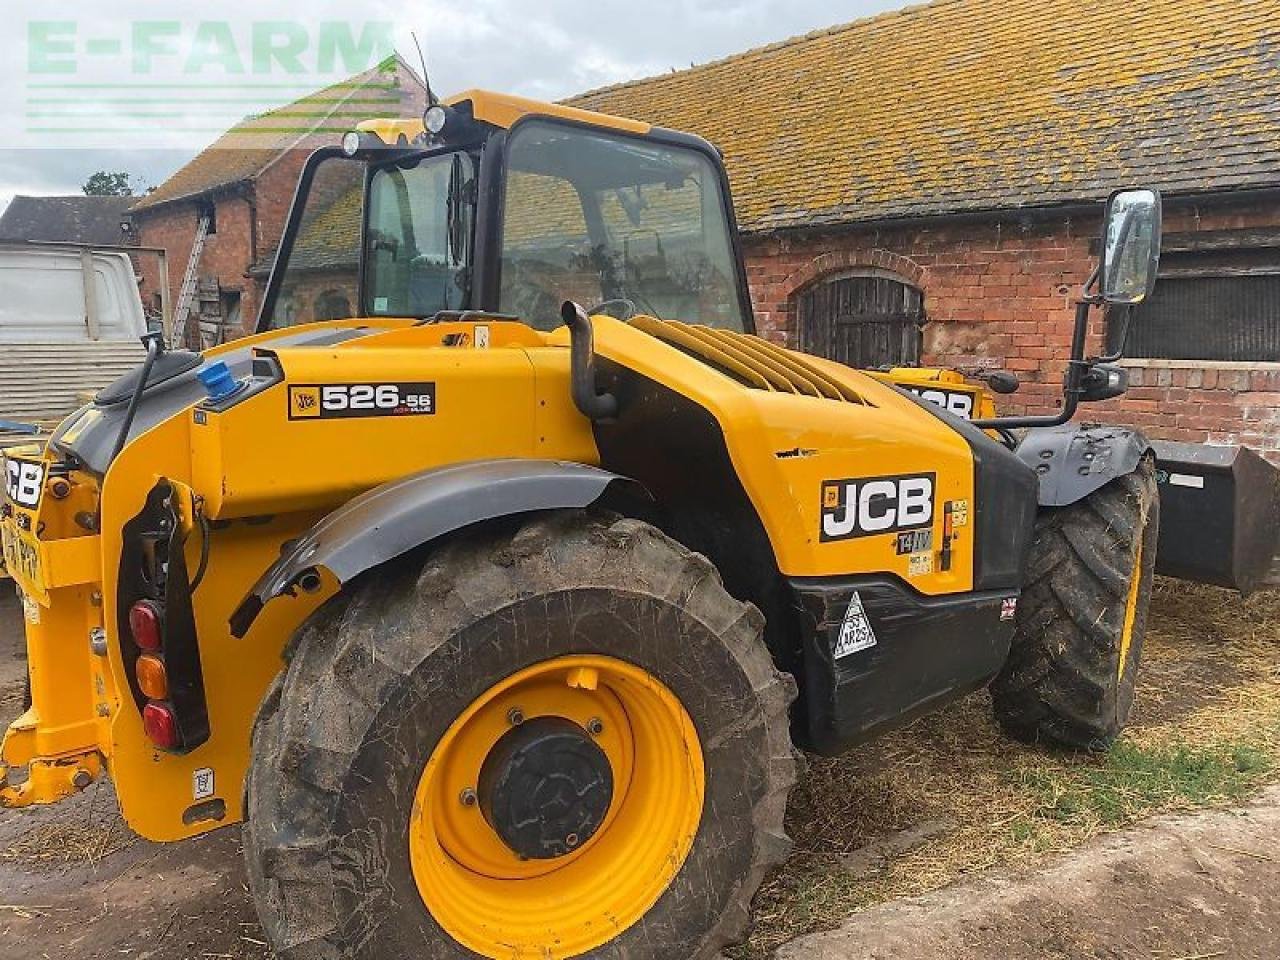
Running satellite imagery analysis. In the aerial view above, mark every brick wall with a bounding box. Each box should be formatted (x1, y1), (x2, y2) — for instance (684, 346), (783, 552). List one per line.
(743, 197), (1280, 463)
(132, 149), (313, 339)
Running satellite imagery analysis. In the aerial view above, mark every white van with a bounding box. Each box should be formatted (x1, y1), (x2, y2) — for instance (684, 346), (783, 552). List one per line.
(0, 246), (146, 422)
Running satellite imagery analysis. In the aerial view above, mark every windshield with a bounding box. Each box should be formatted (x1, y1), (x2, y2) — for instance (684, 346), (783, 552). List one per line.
(500, 120), (748, 331)
(259, 150), (474, 330)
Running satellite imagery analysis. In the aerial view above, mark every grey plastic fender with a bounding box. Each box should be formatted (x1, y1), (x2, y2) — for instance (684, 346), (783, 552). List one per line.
(230, 458), (644, 637)
(1016, 424), (1152, 508)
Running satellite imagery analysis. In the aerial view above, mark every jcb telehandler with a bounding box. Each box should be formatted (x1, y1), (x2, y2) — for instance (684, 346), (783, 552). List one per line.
(1, 91), (1162, 959)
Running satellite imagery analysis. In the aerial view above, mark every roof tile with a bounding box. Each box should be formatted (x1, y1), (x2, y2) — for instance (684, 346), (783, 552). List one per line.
(131, 55), (426, 214)
(568, 0), (1280, 230)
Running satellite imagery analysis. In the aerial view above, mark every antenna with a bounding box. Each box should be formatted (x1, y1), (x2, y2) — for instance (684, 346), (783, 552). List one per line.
(411, 31), (439, 108)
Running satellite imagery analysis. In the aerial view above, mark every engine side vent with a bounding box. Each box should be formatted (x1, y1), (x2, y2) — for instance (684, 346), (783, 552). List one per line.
(630, 316), (865, 404)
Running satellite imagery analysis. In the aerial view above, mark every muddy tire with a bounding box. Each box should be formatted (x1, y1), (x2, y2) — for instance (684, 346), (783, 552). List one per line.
(243, 511), (798, 960)
(991, 458), (1160, 750)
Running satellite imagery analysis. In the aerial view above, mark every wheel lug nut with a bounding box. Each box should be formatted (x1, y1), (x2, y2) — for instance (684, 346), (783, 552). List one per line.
(507, 708), (525, 726)
(586, 718), (604, 736)
(565, 833), (579, 848)
(459, 788), (477, 807)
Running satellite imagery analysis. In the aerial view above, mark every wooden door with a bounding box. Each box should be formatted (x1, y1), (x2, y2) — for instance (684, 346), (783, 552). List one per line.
(798, 273), (924, 368)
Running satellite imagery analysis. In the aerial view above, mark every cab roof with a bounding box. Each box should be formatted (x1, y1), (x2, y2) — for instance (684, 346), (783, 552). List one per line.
(355, 89), (652, 146)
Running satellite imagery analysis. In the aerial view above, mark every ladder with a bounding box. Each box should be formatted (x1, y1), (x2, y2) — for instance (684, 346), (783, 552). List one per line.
(170, 212), (211, 348)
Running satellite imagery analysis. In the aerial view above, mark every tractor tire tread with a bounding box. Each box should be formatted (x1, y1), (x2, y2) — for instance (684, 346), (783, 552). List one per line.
(991, 458), (1159, 751)
(244, 510), (798, 959)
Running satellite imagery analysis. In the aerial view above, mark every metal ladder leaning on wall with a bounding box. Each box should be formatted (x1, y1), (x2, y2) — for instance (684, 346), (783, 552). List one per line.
(170, 212), (211, 349)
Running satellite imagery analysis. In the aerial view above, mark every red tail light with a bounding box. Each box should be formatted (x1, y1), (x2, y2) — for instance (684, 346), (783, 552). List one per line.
(142, 702), (180, 749)
(129, 600), (163, 651)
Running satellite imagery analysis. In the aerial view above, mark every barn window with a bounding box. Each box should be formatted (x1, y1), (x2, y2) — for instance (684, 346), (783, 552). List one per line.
(1107, 231), (1280, 362)
(796, 271), (923, 368)
(1116, 275), (1280, 362)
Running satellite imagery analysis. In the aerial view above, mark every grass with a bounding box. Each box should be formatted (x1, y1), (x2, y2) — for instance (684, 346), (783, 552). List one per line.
(1021, 740), (1272, 827)
(733, 579), (1280, 958)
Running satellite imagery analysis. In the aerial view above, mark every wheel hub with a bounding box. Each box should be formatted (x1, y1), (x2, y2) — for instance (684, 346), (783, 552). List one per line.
(477, 716), (614, 860)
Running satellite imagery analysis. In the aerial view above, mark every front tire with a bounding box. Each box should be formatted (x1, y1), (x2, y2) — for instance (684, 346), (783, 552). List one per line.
(244, 512), (798, 959)
(992, 458), (1160, 750)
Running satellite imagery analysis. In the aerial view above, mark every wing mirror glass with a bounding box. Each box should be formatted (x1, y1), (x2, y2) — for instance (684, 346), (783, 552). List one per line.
(1101, 188), (1162, 305)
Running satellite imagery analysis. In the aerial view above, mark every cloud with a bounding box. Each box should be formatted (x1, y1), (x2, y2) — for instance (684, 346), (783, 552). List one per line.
(0, 0), (905, 209)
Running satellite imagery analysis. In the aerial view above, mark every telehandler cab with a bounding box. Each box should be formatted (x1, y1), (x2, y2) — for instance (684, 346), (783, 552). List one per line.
(1, 91), (1162, 959)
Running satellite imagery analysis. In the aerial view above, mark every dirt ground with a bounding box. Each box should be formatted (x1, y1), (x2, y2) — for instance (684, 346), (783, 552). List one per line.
(0, 582), (1277, 960)
(781, 787), (1280, 960)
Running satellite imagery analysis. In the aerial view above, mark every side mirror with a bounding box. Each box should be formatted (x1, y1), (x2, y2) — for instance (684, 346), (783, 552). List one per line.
(1079, 362), (1128, 402)
(1101, 188), (1162, 304)
(986, 370), (1020, 395)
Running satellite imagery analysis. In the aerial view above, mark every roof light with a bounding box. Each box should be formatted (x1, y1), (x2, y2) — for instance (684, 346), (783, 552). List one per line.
(342, 130), (362, 156)
(142, 702), (180, 750)
(425, 105), (449, 135)
(129, 599), (163, 652)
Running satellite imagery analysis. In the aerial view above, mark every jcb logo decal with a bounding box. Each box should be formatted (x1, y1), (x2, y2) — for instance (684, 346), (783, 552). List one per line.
(905, 387), (975, 420)
(820, 473), (935, 542)
(290, 386), (321, 419)
(4, 458), (45, 510)
(288, 382), (436, 420)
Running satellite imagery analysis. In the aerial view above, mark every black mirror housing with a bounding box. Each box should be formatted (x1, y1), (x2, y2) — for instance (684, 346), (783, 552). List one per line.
(1078, 362), (1129, 403)
(986, 371), (1020, 395)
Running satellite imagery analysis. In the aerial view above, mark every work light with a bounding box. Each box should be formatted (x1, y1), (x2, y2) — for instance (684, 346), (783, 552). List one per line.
(425, 105), (449, 135)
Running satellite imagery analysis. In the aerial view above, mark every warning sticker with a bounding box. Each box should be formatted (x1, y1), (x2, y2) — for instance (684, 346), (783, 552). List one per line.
(908, 553), (934, 577)
(193, 767), (216, 801)
(834, 591), (878, 659)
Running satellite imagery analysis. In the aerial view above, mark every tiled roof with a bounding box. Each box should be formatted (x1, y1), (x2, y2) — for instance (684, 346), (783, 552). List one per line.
(569, 0), (1280, 232)
(131, 55), (427, 214)
(0, 195), (134, 245)
(250, 184), (362, 276)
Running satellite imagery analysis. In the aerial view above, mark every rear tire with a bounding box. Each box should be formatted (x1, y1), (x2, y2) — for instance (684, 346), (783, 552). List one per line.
(244, 511), (798, 959)
(991, 457), (1159, 750)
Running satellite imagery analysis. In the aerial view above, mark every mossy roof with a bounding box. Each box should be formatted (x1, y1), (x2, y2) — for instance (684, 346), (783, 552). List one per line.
(131, 55), (426, 214)
(568, 0), (1280, 231)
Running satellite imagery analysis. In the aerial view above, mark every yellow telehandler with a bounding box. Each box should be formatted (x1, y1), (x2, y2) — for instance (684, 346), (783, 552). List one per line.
(1, 90), (1161, 959)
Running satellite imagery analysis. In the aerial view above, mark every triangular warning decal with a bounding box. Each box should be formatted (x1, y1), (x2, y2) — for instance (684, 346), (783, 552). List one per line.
(834, 591), (878, 658)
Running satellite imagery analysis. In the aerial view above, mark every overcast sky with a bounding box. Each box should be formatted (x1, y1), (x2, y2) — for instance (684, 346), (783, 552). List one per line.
(0, 0), (908, 212)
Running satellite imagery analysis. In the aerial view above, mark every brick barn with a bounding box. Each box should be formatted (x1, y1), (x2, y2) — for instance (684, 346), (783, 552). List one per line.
(133, 0), (1280, 460)
(572, 0), (1280, 461)
(128, 56), (426, 345)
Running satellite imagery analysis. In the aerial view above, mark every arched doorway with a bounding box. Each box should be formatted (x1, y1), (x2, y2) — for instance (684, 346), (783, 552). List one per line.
(796, 270), (924, 368)
(314, 289), (353, 322)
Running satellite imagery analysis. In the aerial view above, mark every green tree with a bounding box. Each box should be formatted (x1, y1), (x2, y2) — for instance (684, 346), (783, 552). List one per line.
(82, 171), (135, 196)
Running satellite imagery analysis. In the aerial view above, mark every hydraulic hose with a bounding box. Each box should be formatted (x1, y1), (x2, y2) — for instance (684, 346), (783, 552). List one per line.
(107, 331), (164, 467)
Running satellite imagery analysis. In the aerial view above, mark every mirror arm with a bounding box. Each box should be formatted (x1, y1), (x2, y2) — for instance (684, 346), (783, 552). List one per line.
(972, 298), (1092, 430)
(1094, 303), (1131, 364)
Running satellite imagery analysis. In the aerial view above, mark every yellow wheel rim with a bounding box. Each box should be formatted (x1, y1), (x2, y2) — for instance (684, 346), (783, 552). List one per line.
(1118, 536), (1145, 681)
(408, 655), (705, 959)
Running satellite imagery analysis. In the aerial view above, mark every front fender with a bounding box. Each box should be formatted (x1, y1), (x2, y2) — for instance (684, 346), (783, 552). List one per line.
(230, 459), (643, 637)
(1016, 424), (1152, 508)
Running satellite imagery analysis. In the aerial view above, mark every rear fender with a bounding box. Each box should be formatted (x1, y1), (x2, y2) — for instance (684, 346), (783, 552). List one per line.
(230, 459), (645, 637)
(1017, 424), (1152, 507)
